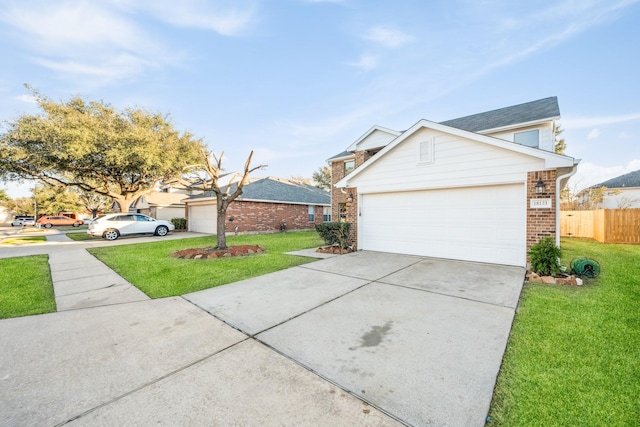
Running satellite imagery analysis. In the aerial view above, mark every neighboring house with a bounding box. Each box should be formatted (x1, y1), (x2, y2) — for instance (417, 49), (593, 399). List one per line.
(328, 97), (579, 267)
(591, 169), (640, 209)
(184, 177), (331, 234)
(131, 192), (189, 221)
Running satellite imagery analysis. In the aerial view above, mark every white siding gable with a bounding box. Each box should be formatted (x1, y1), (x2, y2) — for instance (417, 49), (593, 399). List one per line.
(345, 128), (545, 194)
(347, 127), (401, 152)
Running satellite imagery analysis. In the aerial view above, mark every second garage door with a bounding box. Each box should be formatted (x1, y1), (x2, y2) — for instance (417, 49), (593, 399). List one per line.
(360, 184), (526, 266)
(188, 204), (217, 234)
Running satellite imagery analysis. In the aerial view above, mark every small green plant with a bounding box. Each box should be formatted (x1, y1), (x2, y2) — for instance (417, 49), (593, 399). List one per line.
(528, 237), (562, 276)
(315, 222), (351, 248)
(171, 217), (187, 230)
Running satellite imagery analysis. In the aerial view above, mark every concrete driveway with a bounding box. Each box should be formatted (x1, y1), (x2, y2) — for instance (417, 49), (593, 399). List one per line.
(185, 251), (525, 426)
(1, 243), (525, 426)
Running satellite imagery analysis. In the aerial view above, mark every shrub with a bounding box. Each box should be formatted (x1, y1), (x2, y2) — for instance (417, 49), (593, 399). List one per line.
(171, 217), (187, 230)
(529, 237), (562, 276)
(315, 222), (351, 248)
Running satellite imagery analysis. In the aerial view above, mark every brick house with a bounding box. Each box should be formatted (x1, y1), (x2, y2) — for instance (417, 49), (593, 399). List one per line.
(184, 177), (331, 234)
(328, 97), (579, 267)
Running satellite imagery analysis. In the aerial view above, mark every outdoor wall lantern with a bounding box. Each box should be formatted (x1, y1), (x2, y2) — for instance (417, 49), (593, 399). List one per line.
(535, 178), (546, 194)
(347, 193), (354, 203)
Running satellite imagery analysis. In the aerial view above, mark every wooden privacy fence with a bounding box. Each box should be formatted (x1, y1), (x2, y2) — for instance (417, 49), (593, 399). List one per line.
(561, 209), (640, 243)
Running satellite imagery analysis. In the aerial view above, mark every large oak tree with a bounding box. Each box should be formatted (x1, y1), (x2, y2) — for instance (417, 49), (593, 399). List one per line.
(0, 88), (204, 211)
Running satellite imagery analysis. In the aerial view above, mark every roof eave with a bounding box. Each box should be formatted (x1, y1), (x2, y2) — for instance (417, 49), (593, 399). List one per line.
(477, 116), (561, 135)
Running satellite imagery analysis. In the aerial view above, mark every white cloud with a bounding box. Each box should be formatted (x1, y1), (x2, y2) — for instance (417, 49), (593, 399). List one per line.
(117, 0), (257, 36)
(364, 26), (414, 48)
(587, 128), (600, 139)
(15, 94), (37, 104)
(562, 112), (640, 129)
(0, 0), (255, 86)
(347, 54), (380, 71)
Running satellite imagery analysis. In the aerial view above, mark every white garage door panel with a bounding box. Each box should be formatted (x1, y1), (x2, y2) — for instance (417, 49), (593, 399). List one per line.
(361, 185), (525, 266)
(188, 204), (217, 234)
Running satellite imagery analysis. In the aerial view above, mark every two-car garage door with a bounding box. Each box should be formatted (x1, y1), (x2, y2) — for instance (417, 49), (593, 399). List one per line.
(360, 184), (526, 266)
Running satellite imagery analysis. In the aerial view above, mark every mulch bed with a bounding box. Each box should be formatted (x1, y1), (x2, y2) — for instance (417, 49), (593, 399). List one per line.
(316, 246), (354, 254)
(172, 245), (265, 259)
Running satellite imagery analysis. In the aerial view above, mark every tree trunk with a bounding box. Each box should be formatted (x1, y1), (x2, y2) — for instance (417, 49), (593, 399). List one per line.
(216, 198), (228, 249)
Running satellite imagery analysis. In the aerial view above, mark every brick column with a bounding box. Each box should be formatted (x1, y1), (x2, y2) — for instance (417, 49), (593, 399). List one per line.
(526, 170), (557, 255)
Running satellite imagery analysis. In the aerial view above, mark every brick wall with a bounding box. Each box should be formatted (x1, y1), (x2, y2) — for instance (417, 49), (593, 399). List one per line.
(330, 151), (372, 249)
(225, 201), (325, 233)
(526, 170), (557, 253)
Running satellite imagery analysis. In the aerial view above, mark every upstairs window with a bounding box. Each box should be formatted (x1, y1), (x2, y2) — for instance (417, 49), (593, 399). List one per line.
(514, 130), (539, 148)
(344, 160), (355, 176)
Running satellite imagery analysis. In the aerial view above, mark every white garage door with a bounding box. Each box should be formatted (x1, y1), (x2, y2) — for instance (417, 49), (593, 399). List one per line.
(360, 184), (526, 266)
(188, 204), (217, 234)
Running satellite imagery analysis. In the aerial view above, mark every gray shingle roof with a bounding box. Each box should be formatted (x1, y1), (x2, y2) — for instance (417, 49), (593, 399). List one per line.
(594, 169), (640, 188)
(186, 177), (330, 205)
(439, 97), (560, 132)
(328, 97), (560, 161)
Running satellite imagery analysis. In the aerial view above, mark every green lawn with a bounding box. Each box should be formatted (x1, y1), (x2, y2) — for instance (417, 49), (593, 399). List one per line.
(489, 238), (640, 426)
(0, 256), (56, 319)
(89, 231), (324, 298)
(66, 231), (100, 241)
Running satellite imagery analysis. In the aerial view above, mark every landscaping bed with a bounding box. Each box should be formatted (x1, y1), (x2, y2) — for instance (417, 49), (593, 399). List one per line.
(172, 245), (265, 259)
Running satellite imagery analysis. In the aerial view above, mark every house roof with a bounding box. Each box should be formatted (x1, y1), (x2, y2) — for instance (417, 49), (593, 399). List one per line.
(439, 97), (560, 133)
(594, 169), (640, 188)
(185, 177), (331, 206)
(327, 97), (560, 162)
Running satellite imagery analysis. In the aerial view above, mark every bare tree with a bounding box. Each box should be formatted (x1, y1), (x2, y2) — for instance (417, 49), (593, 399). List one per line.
(184, 148), (266, 249)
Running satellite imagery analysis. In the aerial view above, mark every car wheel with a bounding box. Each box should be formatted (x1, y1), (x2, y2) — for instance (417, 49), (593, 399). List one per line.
(73, 222), (81, 227)
(155, 225), (169, 236)
(44, 223), (52, 229)
(103, 229), (119, 241)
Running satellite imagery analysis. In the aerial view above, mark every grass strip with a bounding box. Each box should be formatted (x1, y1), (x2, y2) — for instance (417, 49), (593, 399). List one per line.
(0, 255), (56, 319)
(488, 238), (640, 426)
(88, 231), (324, 298)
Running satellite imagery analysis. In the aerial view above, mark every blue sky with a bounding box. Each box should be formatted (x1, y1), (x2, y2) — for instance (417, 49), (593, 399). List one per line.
(1, 0), (639, 198)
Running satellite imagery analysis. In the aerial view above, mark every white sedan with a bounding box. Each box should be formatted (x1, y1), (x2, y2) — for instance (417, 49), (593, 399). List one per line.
(87, 213), (175, 241)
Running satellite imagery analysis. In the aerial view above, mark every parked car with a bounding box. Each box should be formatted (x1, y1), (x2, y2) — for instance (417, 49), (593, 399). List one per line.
(87, 213), (174, 240)
(11, 216), (34, 226)
(37, 216), (84, 228)
(22, 218), (36, 227)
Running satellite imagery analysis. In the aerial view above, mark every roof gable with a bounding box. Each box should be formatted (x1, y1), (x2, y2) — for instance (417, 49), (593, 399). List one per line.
(336, 119), (576, 188)
(346, 125), (402, 152)
(439, 97), (560, 133)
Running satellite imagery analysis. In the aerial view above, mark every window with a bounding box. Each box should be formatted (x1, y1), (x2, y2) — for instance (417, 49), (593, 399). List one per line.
(344, 160), (355, 176)
(338, 203), (347, 222)
(323, 206), (331, 222)
(308, 205), (315, 222)
(514, 130), (539, 148)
